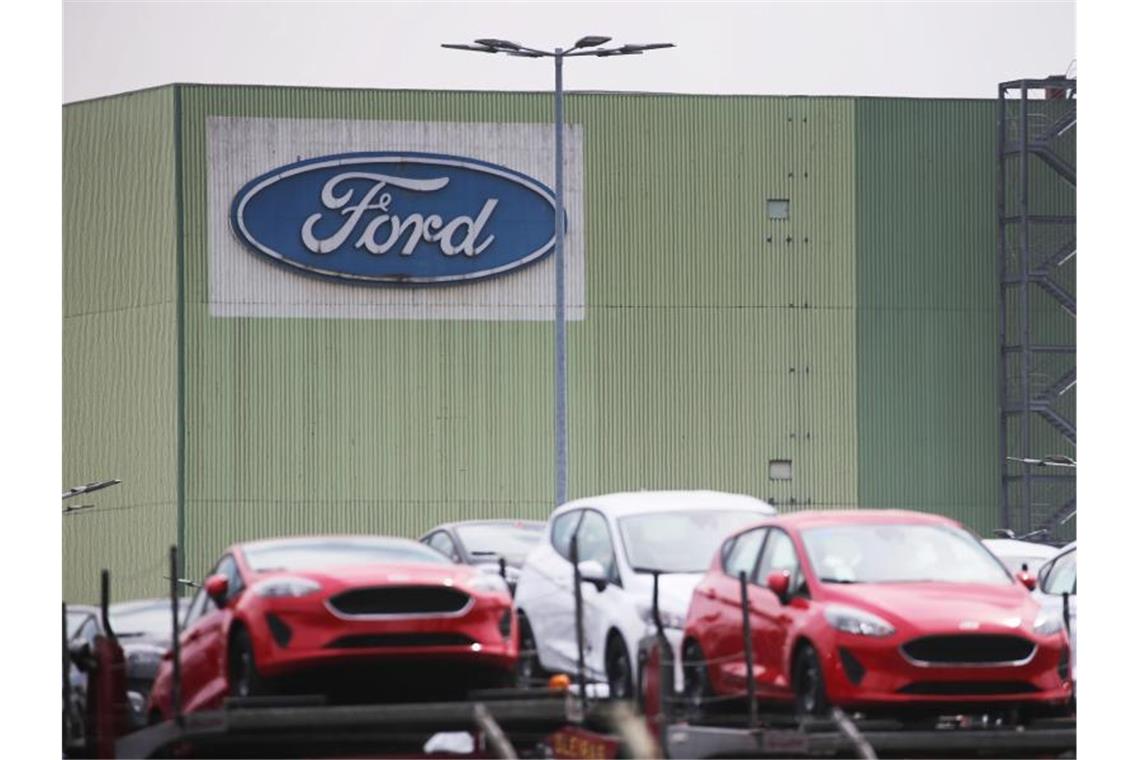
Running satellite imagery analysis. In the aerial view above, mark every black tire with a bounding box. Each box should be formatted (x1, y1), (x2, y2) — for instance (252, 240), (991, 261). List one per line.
(792, 644), (829, 719)
(606, 633), (634, 701)
(682, 639), (712, 719)
(228, 626), (269, 698)
(516, 614), (546, 688)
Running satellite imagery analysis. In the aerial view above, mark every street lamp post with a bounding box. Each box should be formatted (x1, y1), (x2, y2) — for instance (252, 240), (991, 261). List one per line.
(443, 36), (675, 508)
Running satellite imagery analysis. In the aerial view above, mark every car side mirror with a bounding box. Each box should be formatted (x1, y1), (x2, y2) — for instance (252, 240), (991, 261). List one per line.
(204, 574), (229, 605)
(577, 560), (608, 593)
(1017, 571), (1036, 591)
(766, 570), (791, 603)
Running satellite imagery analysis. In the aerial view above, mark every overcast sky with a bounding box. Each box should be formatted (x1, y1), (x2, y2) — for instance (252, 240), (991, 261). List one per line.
(64, 1), (1074, 103)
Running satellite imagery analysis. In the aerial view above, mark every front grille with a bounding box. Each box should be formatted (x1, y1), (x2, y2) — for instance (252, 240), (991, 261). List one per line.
(901, 635), (1036, 666)
(326, 633), (476, 649)
(898, 681), (1039, 696)
(328, 586), (471, 616)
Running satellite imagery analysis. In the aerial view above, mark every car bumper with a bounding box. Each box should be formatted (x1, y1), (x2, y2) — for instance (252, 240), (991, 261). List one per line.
(249, 597), (518, 678)
(819, 631), (1073, 709)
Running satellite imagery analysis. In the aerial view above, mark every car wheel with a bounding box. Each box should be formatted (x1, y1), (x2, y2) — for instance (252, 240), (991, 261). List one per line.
(606, 634), (634, 701)
(682, 639), (712, 719)
(792, 644), (829, 719)
(228, 626), (268, 698)
(516, 614), (546, 688)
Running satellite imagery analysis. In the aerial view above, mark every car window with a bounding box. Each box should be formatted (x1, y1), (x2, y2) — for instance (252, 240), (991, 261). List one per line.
(215, 554), (244, 605)
(574, 511), (619, 582)
(184, 587), (208, 626)
(427, 531), (460, 562)
(551, 510), (583, 560)
(756, 529), (805, 594)
(1042, 550), (1076, 595)
(77, 616), (99, 646)
(67, 610), (94, 641)
(724, 528), (767, 580)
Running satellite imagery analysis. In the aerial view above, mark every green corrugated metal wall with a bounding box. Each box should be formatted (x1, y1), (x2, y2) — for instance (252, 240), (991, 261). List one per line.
(854, 99), (1002, 528)
(63, 86), (1026, 598)
(63, 87), (179, 601)
(175, 87), (859, 579)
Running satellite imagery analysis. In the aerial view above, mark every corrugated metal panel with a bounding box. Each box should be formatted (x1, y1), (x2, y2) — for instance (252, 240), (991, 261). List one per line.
(176, 86), (859, 576)
(855, 99), (1003, 531)
(63, 88), (179, 601)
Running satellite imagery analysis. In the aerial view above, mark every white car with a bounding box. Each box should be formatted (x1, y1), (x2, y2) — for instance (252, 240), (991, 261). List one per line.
(982, 537), (1059, 576)
(1034, 542), (1077, 687)
(512, 490), (775, 698)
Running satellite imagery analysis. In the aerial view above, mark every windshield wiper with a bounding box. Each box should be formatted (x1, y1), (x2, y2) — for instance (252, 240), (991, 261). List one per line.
(819, 577), (860, 584)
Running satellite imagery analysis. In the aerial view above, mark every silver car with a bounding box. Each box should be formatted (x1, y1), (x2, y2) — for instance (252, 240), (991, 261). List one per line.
(1033, 542), (1076, 687)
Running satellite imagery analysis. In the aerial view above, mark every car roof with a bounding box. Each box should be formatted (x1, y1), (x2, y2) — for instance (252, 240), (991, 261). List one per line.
(750, 509), (961, 531)
(66, 604), (100, 617)
(430, 519), (546, 532)
(109, 597), (188, 614)
(553, 490), (774, 519)
(981, 538), (1061, 559)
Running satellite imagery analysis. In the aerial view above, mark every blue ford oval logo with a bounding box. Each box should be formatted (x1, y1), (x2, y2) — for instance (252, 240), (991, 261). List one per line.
(230, 152), (559, 284)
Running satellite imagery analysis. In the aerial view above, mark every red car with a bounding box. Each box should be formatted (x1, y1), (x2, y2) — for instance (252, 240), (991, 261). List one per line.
(681, 510), (1072, 718)
(147, 535), (517, 720)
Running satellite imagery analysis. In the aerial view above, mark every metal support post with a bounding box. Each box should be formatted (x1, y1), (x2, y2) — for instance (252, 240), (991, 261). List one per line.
(652, 570), (669, 751)
(1018, 83), (1032, 533)
(1062, 591), (1071, 635)
(553, 48), (568, 508)
(63, 602), (72, 751)
(100, 569), (115, 640)
(571, 535), (587, 708)
(169, 545), (184, 726)
(738, 571), (758, 728)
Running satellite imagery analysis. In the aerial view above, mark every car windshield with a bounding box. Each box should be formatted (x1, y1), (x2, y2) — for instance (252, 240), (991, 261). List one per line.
(245, 537), (452, 572)
(455, 523), (543, 564)
(619, 511), (767, 574)
(802, 523), (1012, 585)
(66, 610), (92, 639)
(109, 600), (186, 638)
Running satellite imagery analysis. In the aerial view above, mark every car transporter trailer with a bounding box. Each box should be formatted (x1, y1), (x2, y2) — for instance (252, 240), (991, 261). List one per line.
(66, 548), (1075, 758)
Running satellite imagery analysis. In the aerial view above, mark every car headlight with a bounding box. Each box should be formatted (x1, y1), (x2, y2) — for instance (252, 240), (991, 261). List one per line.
(636, 602), (687, 630)
(824, 605), (895, 637)
(251, 576), (321, 598)
(469, 573), (511, 595)
(1033, 609), (1065, 636)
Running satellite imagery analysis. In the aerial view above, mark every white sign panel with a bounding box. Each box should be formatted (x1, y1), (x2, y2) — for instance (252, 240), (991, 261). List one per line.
(207, 117), (585, 320)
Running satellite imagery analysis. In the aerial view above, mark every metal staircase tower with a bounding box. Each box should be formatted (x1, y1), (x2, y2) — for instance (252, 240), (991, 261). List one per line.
(997, 76), (1076, 541)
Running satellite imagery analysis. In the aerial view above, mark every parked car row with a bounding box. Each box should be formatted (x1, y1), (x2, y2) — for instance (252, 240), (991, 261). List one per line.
(68, 490), (1075, 730)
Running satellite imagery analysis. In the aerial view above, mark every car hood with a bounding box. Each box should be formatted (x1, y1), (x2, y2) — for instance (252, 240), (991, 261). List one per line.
(627, 572), (704, 616)
(821, 581), (1040, 633)
(256, 562), (479, 589)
